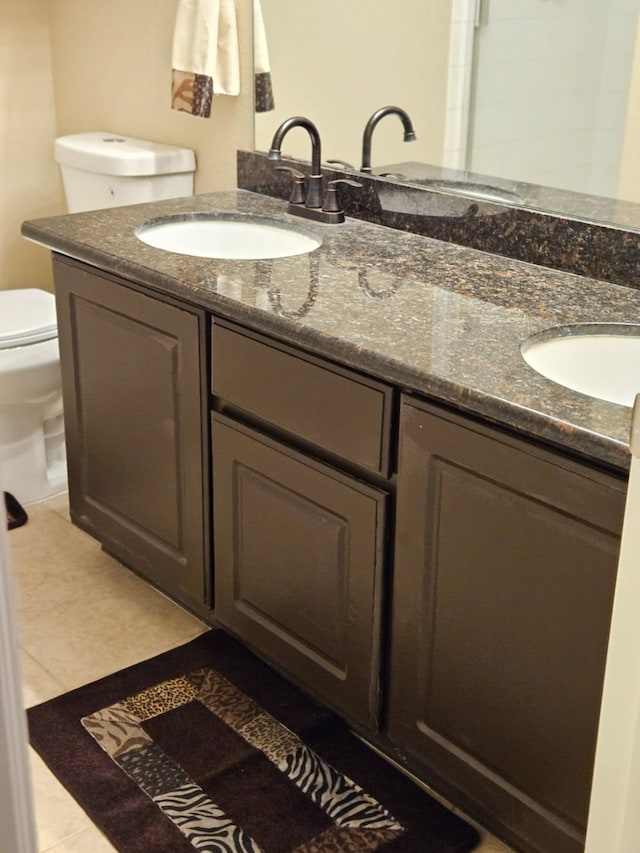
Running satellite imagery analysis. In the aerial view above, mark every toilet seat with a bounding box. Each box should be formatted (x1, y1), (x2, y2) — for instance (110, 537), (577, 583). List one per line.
(0, 289), (58, 350)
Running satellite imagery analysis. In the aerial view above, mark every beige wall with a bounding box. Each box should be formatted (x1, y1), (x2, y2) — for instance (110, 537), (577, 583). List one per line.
(618, 21), (640, 204)
(254, 0), (452, 170)
(0, 0), (63, 292)
(0, 0), (254, 293)
(48, 0), (254, 196)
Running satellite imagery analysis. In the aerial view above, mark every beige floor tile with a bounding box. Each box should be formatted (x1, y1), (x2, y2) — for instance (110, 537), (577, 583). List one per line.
(9, 496), (60, 533)
(41, 825), (117, 852)
(28, 491), (71, 523)
(12, 510), (177, 617)
(20, 648), (66, 707)
(9, 504), (124, 614)
(9, 499), (206, 690)
(24, 492), (71, 521)
(19, 577), (207, 692)
(29, 751), (92, 852)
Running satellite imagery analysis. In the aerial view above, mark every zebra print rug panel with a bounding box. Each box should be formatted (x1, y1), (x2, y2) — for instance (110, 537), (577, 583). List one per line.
(81, 666), (405, 852)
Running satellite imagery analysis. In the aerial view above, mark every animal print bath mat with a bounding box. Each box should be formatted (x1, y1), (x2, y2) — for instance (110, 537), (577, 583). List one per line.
(28, 630), (480, 852)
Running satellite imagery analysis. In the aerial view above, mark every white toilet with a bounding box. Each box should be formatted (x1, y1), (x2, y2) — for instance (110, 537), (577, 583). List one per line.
(0, 132), (196, 505)
(0, 290), (66, 504)
(54, 132), (196, 213)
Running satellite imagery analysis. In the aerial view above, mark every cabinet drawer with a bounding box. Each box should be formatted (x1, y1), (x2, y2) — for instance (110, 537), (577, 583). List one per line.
(211, 321), (393, 475)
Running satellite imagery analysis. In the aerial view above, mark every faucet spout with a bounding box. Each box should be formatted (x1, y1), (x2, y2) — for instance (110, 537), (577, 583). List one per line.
(361, 106), (417, 173)
(268, 116), (322, 176)
(268, 116), (323, 208)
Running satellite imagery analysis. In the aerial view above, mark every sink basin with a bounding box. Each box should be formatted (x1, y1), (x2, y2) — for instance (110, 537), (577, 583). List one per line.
(135, 213), (321, 259)
(521, 324), (640, 407)
(412, 178), (523, 205)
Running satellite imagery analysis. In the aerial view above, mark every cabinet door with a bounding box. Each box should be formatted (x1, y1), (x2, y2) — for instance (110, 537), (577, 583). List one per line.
(388, 397), (625, 853)
(212, 412), (387, 730)
(53, 257), (209, 609)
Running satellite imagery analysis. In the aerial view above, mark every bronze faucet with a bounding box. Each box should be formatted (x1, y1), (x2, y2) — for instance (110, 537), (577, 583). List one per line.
(268, 116), (324, 209)
(361, 106), (417, 173)
(268, 116), (361, 224)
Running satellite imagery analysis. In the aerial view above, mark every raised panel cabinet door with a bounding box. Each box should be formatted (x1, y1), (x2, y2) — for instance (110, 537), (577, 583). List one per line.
(53, 257), (208, 608)
(212, 412), (387, 730)
(388, 396), (626, 853)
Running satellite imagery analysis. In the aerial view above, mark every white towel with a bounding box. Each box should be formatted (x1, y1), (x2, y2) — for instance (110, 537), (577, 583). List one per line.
(253, 0), (274, 112)
(171, 0), (239, 118)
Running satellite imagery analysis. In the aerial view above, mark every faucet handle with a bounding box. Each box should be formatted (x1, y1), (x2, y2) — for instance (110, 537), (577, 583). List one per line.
(323, 178), (363, 213)
(275, 165), (306, 205)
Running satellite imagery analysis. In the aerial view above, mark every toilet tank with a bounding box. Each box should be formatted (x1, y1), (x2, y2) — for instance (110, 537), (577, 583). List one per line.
(54, 132), (196, 213)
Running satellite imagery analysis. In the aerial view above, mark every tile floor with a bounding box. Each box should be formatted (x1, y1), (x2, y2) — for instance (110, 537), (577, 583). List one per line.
(8, 493), (513, 852)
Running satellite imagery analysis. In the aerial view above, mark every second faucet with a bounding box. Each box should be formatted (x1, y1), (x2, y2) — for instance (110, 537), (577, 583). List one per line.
(361, 106), (417, 173)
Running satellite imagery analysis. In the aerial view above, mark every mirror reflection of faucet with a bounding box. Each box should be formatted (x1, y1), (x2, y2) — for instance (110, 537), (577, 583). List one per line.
(268, 116), (362, 223)
(255, 254), (322, 319)
(358, 269), (402, 299)
(361, 106), (417, 173)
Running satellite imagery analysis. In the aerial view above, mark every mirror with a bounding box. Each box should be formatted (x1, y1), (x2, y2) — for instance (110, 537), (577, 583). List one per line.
(254, 0), (640, 230)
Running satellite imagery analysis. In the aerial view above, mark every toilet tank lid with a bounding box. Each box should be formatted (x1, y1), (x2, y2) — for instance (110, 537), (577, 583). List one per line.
(54, 132), (196, 177)
(0, 289), (58, 349)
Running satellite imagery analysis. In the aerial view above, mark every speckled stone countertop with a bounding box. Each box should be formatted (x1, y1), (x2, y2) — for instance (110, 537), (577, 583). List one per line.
(22, 189), (640, 474)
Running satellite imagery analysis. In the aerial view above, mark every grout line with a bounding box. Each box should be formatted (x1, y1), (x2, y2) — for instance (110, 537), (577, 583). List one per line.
(19, 646), (67, 705)
(38, 826), (97, 853)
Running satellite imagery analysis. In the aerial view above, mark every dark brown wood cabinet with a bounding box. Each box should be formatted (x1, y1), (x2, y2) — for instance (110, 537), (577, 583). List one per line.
(211, 414), (387, 729)
(52, 256), (210, 611)
(210, 321), (393, 729)
(50, 256), (631, 852)
(388, 395), (626, 853)
(210, 320), (394, 478)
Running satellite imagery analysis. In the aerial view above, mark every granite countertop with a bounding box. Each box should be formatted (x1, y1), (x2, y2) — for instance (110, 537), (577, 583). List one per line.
(22, 189), (640, 473)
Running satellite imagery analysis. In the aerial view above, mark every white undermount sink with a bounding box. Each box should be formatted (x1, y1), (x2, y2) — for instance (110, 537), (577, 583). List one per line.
(521, 324), (640, 407)
(135, 213), (321, 260)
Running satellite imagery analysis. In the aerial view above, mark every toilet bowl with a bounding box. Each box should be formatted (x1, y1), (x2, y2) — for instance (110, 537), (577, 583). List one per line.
(3, 132), (196, 505)
(0, 289), (66, 504)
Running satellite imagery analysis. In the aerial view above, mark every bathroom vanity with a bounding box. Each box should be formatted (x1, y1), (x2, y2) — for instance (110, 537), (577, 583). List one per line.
(23, 189), (638, 853)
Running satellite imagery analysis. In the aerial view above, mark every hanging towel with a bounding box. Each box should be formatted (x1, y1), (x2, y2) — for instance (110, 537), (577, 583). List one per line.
(171, 0), (240, 118)
(253, 0), (274, 113)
